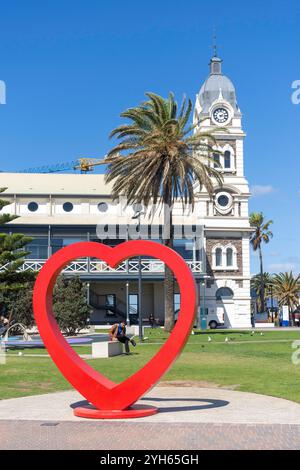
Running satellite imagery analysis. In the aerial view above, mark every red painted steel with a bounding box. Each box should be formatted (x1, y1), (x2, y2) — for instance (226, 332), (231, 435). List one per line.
(33, 241), (197, 418)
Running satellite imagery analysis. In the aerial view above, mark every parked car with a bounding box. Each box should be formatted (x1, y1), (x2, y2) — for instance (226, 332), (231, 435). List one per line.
(205, 308), (225, 329)
(174, 307), (225, 329)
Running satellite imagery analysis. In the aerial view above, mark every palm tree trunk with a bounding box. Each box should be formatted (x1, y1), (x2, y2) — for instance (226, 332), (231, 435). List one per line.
(163, 199), (174, 332)
(259, 244), (265, 313)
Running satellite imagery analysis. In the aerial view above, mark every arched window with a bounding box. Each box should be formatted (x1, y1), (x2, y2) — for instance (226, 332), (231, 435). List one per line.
(216, 287), (234, 301)
(226, 248), (233, 267)
(215, 248), (222, 267)
(224, 150), (231, 169)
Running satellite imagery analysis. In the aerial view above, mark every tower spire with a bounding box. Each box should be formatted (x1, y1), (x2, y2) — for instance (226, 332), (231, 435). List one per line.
(210, 28), (222, 74)
(212, 27), (218, 58)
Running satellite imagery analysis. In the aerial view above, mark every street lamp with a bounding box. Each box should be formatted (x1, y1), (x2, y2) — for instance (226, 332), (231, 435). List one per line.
(126, 281), (130, 326)
(198, 275), (211, 331)
(86, 282), (90, 306)
(132, 209), (145, 341)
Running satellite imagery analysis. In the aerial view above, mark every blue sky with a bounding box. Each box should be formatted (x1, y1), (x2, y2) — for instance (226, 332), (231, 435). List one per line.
(0, 0), (299, 275)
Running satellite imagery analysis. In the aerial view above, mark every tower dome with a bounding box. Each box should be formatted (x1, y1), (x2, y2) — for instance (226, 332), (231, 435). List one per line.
(198, 56), (240, 115)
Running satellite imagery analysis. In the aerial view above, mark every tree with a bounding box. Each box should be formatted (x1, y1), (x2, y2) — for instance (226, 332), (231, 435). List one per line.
(0, 188), (35, 326)
(0, 233), (35, 325)
(0, 233), (35, 293)
(0, 282), (35, 329)
(53, 276), (91, 335)
(273, 272), (300, 325)
(0, 187), (18, 225)
(251, 272), (273, 313)
(249, 212), (273, 313)
(105, 92), (223, 331)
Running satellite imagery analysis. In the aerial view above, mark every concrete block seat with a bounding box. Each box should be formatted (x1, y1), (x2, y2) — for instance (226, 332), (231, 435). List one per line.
(92, 340), (123, 358)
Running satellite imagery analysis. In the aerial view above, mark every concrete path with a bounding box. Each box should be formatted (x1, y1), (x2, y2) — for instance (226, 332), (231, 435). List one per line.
(1, 386), (300, 424)
(0, 386), (300, 449)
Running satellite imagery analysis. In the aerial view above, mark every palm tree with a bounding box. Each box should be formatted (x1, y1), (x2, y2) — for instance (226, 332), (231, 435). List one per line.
(273, 272), (300, 325)
(105, 92), (223, 331)
(249, 212), (273, 313)
(251, 272), (273, 313)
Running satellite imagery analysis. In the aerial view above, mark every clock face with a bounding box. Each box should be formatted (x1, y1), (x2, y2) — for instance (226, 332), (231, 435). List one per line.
(213, 107), (229, 124)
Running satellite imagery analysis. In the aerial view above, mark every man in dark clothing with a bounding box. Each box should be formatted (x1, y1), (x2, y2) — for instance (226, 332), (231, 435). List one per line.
(109, 321), (136, 354)
(149, 313), (155, 328)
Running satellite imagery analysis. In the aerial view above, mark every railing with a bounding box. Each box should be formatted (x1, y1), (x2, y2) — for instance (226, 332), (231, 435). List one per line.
(0, 258), (203, 274)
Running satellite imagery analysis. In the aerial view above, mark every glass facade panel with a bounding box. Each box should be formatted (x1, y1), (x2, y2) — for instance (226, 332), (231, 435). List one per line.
(51, 237), (86, 254)
(174, 293), (180, 312)
(26, 238), (48, 259)
(129, 294), (138, 315)
(173, 239), (193, 260)
(105, 294), (116, 307)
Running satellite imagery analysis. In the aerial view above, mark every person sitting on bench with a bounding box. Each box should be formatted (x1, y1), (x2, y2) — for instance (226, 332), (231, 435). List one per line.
(109, 321), (136, 354)
(0, 315), (9, 337)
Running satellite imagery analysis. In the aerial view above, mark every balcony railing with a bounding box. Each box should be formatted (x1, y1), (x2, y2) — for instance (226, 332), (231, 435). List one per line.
(0, 258), (203, 275)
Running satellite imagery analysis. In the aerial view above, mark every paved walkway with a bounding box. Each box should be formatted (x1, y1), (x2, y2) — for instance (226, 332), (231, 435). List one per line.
(0, 386), (300, 449)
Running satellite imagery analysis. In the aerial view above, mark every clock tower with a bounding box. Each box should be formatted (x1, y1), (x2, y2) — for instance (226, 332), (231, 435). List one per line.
(193, 54), (252, 328)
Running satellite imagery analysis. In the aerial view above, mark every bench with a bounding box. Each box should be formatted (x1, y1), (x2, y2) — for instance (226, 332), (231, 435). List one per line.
(92, 340), (123, 358)
(126, 325), (144, 336)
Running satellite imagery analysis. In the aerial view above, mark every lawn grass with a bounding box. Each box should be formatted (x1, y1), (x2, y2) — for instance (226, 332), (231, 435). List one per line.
(1, 329), (300, 403)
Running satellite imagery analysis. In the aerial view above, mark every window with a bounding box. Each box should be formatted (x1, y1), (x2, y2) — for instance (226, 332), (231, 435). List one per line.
(216, 287), (234, 301)
(105, 294), (116, 307)
(224, 150), (231, 169)
(215, 248), (222, 267)
(215, 191), (233, 214)
(98, 202), (108, 213)
(173, 239), (193, 260)
(129, 294), (138, 315)
(226, 248), (233, 267)
(213, 244), (236, 269)
(63, 202), (73, 212)
(51, 237), (86, 254)
(212, 62), (221, 74)
(26, 237), (48, 259)
(213, 153), (220, 168)
(104, 294), (116, 316)
(217, 194), (230, 207)
(28, 202), (39, 212)
(174, 293), (181, 312)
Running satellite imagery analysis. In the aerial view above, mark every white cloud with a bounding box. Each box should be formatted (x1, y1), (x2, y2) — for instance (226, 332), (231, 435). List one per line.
(250, 185), (276, 197)
(268, 262), (296, 273)
(269, 251), (280, 257)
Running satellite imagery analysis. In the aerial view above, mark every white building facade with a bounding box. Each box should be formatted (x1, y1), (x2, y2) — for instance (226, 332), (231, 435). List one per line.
(193, 54), (252, 328)
(0, 54), (252, 328)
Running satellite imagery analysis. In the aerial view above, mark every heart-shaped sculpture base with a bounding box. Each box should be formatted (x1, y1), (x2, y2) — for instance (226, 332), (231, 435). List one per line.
(74, 404), (158, 419)
(33, 240), (197, 420)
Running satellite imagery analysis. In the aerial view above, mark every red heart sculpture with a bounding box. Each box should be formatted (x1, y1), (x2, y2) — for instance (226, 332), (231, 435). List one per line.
(33, 240), (197, 418)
